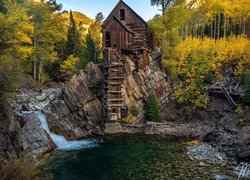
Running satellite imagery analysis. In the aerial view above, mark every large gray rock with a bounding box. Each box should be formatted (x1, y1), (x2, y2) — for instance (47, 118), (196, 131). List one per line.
(44, 62), (104, 140)
(187, 143), (228, 164)
(121, 54), (169, 123)
(8, 62), (104, 161)
(104, 123), (143, 134)
(11, 88), (62, 111)
(17, 113), (55, 157)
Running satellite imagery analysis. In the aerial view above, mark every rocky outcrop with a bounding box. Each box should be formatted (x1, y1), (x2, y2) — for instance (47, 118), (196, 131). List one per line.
(120, 53), (169, 123)
(144, 121), (212, 138)
(8, 62), (104, 161)
(44, 62), (104, 140)
(12, 88), (62, 111)
(104, 123), (144, 134)
(16, 112), (55, 158)
(187, 143), (228, 164)
(149, 97), (250, 163)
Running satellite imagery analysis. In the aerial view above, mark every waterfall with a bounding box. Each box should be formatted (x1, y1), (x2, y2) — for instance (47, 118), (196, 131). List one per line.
(22, 111), (98, 151)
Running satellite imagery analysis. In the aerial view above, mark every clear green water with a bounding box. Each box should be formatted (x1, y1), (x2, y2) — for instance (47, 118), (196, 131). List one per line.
(44, 134), (235, 180)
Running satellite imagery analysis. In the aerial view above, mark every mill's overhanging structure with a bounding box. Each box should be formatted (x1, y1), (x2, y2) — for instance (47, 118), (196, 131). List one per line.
(102, 0), (153, 52)
(102, 0), (153, 121)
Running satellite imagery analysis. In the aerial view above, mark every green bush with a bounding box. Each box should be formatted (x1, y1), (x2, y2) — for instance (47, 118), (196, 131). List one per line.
(244, 70), (250, 104)
(89, 78), (102, 93)
(144, 95), (160, 122)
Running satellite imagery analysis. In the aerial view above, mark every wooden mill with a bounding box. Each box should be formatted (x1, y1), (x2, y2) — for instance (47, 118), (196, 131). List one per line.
(102, 0), (153, 121)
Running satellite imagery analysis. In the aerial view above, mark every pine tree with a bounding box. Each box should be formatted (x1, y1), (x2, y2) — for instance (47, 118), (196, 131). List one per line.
(95, 12), (104, 23)
(46, 0), (62, 11)
(144, 95), (161, 122)
(150, 0), (176, 15)
(65, 10), (82, 59)
(29, 1), (65, 82)
(79, 34), (96, 68)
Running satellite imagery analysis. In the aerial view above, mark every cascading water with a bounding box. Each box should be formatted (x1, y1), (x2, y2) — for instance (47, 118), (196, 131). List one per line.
(22, 111), (98, 151)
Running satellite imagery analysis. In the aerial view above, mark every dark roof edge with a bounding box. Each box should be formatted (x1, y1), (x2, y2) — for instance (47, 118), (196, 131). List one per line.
(103, 0), (147, 26)
(120, 0), (147, 25)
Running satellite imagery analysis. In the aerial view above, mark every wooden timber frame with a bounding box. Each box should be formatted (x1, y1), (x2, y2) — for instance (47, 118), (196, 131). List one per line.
(103, 48), (124, 121)
(102, 0), (153, 121)
(102, 0), (153, 52)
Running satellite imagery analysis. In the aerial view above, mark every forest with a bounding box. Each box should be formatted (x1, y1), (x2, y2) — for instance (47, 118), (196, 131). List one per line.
(0, 0), (250, 179)
(0, 0), (249, 113)
(0, 0), (103, 109)
(149, 0), (250, 109)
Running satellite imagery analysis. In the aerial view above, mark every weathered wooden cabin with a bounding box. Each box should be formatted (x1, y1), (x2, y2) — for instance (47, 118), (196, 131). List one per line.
(102, 0), (153, 122)
(102, 0), (153, 52)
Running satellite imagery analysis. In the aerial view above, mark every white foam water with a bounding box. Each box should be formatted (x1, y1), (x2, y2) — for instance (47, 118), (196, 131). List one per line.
(22, 111), (98, 151)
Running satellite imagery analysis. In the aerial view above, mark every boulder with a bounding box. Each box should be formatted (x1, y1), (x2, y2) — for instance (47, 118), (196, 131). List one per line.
(17, 113), (55, 157)
(43, 62), (104, 139)
(121, 54), (170, 122)
(187, 143), (228, 164)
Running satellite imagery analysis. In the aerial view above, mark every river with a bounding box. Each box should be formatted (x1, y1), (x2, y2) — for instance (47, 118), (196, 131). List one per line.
(43, 134), (239, 179)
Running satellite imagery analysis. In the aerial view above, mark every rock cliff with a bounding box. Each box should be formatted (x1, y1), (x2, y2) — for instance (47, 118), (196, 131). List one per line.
(3, 53), (169, 161)
(3, 62), (103, 161)
(121, 53), (169, 121)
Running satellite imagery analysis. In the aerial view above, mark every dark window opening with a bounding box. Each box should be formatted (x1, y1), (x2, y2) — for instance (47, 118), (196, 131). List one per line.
(120, 9), (125, 20)
(112, 109), (117, 113)
(106, 32), (111, 47)
(113, 44), (117, 48)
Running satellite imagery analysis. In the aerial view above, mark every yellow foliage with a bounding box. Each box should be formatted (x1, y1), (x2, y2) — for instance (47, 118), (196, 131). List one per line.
(60, 55), (80, 79)
(122, 114), (134, 124)
(168, 36), (250, 109)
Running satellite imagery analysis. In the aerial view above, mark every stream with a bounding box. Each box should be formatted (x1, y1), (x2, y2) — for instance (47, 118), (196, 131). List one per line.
(23, 111), (244, 179)
(44, 134), (243, 180)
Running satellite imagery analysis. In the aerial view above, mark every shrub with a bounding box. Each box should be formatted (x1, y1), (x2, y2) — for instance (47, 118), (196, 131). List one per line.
(122, 114), (134, 124)
(130, 105), (139, 117)
(60, 54), (80, 80)
(89, 78), (102, 93)
(144, 95), (160, 122)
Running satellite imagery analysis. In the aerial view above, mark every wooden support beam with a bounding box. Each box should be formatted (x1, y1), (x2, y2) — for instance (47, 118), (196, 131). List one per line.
(222, 86), (237, 108)
(107, 104), (124, 107)
(107, 99), (123, 102)
(107, 91), (122, 94)
(107, 77), (124, 80)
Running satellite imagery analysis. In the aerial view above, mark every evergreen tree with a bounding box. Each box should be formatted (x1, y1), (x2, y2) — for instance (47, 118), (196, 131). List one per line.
(95, 12), (104, 23)
(46, 0), (62, 11)
(144, 95), (161, 122)
(79, 34), (96, 68)
(29, 1), (65, 82)
(150, 0), (176, 15)
(65, 10), (82, 59)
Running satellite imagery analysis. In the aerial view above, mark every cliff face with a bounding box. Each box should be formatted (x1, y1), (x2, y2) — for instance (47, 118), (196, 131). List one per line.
(44, 62), (104, 140)
(121, 53), (169, 122)
(2, 53), (169, 161)
(4, 62), (104, 161)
